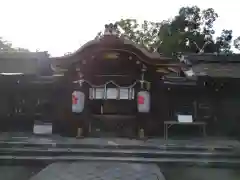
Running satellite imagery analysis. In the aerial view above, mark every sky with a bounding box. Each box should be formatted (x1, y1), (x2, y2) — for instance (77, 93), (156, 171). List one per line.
(0, 0), (238, 57)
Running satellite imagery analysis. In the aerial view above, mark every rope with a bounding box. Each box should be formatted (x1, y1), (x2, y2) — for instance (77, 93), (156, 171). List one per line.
(73, 79), (150, 88)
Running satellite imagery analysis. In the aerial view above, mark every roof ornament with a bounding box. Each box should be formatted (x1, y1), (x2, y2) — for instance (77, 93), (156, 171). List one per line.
(104, 23), (118, 36)
(176, 52), (191, 65)
(185, 34), (212, 54)
(64, 52), (72, 56)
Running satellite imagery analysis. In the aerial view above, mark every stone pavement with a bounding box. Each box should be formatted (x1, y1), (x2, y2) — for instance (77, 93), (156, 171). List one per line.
(1, 165), (240, 180)
(0, 166), (42, 180)
(30, 162), (165, 180)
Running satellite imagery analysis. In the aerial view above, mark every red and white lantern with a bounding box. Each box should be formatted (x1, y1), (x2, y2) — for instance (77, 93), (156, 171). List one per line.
(72, 91), (85, 113)
(137, 91), (150, 113)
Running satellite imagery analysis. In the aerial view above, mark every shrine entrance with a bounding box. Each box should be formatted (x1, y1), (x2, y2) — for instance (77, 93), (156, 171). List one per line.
(51, 24), (164, 137)
(87, 86), (138, 137)
(71, 68), (146, 137)
(68, 49), (152, 137)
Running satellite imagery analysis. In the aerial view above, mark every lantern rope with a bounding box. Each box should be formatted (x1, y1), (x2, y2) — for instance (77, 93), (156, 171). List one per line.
(73, 79), (150, 89)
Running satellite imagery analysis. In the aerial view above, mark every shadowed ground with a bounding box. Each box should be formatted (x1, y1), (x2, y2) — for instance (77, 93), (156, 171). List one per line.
(0, 165), (239, 180)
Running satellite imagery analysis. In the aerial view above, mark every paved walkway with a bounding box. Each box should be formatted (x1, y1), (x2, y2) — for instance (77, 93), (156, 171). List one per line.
(30, 162), (165, 180)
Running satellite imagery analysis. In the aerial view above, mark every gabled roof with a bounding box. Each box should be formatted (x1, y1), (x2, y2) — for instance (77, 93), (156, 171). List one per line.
(50, 37), (172, 68)
(53, 37), (163, 61)
(50, 24), (175, 72)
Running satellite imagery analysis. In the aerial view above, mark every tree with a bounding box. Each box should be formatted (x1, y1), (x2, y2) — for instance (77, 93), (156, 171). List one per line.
(156, 6), (219, 54)
(215, 30), (233, 54)
(234, 36), (240, 51)
(96, 6), (236, 56)
(116, 19), (162, 52)
(95, 19), (162, 52)
(0, 37), (29, 52)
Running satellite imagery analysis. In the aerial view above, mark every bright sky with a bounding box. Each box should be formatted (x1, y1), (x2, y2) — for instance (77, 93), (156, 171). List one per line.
(0, 0), (238, 56)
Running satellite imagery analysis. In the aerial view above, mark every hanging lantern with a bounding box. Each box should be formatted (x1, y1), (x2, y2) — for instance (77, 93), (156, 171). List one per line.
(72, 91), (85, 113)
(137, 91), (150, 113)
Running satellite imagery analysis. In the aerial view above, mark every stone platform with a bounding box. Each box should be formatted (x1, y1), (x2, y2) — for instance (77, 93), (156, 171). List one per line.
(0, 133), (238, 167)
(0, 132), (239, 150)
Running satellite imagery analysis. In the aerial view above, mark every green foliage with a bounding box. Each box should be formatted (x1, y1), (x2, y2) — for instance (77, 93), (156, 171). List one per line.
(97, 6), (239, 55)
(116, 19), (162, 52)
(0, 37), (29, 52)
(216, 30), (233, 54)
(234, 36), (240, 51)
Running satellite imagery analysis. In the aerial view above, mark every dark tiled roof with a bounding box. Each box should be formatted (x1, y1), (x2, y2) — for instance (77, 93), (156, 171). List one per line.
(163, 75), (196, 85)
(192, 63), (240, 78)
(0, 51), (48, 59)
(0, 52), (50, 75)
(184, 53), (240, 64)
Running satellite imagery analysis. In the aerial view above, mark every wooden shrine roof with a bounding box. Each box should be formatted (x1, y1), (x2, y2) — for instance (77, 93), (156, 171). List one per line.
(191, 63), (240, 78)
(0, 51), (50, 75)
(178, 53), (240, 79)
(50, 25), (176, 72)
(182, 53), (240, 64)
(50, 42), (174, 70)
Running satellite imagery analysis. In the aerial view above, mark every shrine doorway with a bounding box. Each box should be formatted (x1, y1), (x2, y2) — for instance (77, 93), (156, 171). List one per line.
(87, 86), (138, 137)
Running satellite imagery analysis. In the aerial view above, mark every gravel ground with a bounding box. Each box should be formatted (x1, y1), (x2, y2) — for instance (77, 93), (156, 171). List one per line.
(0, 166), (42, 180)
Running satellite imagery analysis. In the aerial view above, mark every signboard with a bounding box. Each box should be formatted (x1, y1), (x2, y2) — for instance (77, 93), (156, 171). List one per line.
(177, 115), (193, 123)
(103, 52), (119, 59)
